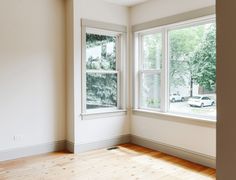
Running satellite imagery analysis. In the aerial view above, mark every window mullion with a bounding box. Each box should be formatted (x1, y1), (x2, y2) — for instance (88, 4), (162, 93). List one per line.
(160, 29), (168, 113)
(138, 34), (144, 109)
(116, 34), (122, 109)
(82, 26), (87, 114)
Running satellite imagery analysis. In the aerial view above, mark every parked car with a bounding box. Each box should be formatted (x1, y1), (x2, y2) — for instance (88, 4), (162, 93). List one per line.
(170, 93), (185, 102)
(188, 96), (215, 107)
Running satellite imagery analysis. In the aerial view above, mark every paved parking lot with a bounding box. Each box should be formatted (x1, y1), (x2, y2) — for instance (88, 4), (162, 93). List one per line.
(169, 101), (216, 118)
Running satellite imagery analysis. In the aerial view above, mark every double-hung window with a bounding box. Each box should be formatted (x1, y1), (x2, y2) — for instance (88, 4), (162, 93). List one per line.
(134, 15), (216, 120)
(139, 32), (163, 110)
(82, 20), (126, 114)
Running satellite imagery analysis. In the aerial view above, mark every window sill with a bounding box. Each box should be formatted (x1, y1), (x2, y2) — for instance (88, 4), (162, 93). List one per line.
(81, 109), (127, 120)
(132, 109), (216, 128)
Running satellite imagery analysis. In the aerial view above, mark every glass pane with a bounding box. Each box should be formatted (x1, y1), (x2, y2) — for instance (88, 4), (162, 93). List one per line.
(141, 73), (161, 109)
(86, 73), (117, 109)
(143, 33), (162, 70)
(168, 22), (216, 119)
(86, 33), (116, 70)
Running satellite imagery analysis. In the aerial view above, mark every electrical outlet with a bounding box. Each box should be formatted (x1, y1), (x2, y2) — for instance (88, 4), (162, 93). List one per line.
(13, 135), (24, 141)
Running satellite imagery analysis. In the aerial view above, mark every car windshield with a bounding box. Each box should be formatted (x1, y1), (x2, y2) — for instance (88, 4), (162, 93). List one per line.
(191, 96), (201, 99)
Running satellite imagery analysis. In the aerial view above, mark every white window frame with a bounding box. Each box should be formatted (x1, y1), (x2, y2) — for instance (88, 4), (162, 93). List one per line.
(134, 15), (216, 120)
(81, 19), (127, 115)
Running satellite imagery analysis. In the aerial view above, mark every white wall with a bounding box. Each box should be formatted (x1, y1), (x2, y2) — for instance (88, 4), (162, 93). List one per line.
(130, 0), (216, 157)
(0, 0), (66, 151)
(131, 0), (215, 25)
(132, 115), (215, 156)
(67, 0), (130, 147)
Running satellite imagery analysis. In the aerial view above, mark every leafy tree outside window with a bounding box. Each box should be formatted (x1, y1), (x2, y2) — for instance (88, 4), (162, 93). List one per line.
(86, 33), (119, 110)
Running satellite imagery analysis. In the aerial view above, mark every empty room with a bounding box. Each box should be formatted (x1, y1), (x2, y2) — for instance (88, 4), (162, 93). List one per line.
(0, 0), (235, 179)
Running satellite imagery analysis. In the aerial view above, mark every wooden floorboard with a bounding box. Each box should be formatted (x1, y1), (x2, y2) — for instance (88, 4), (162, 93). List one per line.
(0, 144), (216, 180)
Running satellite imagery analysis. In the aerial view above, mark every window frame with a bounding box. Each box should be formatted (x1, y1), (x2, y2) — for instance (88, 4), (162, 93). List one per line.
(81, 20), (127, 115)
(134, 15), (216, 120)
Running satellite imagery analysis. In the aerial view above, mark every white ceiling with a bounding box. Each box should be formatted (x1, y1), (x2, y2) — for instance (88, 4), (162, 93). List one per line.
(103, 0), (150, 7)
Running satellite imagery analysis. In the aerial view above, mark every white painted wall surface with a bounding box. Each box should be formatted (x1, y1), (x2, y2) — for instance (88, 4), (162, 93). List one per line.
(0, 0), (66, 151)
(132, 116), (216, 156)
(130, 0), (216, 157)
(67, 0), (130, 146)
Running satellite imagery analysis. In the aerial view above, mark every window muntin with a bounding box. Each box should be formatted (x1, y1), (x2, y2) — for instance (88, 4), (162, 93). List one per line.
(85, 31), (121, 111)
(136, 18), (216, 120)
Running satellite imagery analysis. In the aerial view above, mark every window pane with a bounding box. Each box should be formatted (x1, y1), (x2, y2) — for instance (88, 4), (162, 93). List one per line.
(143, 33), (162, 70)
(168, 22), (216, 119)
(86, 73), (117, 109)
(86, 33), (116, 70)
(141, 73), (161, 109)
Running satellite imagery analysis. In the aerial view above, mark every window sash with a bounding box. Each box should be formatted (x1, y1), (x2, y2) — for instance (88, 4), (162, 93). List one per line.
(138, 31), (165, 111)
(140, 32), (163, 71)
(86, 71), (120, 112)
(82, 26), (124, 114)
(138, 71), (161, 110)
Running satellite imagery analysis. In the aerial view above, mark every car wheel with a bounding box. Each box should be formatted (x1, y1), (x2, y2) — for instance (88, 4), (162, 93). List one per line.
(211, 102), (215, 106)
(181, 97), (185, 102)
(200, 103), (204, 108)
(171, 98), (175, 102)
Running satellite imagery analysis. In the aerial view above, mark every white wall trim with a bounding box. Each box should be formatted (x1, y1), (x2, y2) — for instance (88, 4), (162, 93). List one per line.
(81, 19), (127, 33)
(81, 110), (127, 120)
(132, 6), (215, 32)
(73, 134), (131, 153)
(131, 135), (216, 168)
(133, 109), (216, 128)
(0, 140), (66, 162)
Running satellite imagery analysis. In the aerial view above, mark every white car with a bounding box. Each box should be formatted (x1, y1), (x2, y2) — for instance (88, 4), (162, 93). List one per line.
(188, 96), (215, 107)
(170, 94), (185, 102)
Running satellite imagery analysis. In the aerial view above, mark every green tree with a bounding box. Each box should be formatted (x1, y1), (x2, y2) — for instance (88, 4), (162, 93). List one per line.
(169, 23), (216, 96)
(169, 26), (205, 96)
(86, 34), (117, 109)
(191, 24), (216, 91)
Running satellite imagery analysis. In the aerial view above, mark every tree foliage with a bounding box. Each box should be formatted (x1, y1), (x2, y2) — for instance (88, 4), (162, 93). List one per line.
(169, 26), (205, 90)
(86, 34), (117, 109)
(143, 33), (162, 69)
(191, 24), (216, 91)
(169, 23), (216, 95)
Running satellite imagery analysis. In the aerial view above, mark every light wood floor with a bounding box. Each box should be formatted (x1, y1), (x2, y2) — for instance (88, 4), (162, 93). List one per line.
(0, 144), (215, 180)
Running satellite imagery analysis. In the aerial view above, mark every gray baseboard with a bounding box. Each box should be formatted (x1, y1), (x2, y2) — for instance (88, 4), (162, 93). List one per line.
(0, 135), (215, 169)
(72, 134), (131, 153)
(0, 135), (131, 162)
(131, 135), (216, 168)
(0, 140), (65, 162)
(66, 140), (74, 153)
